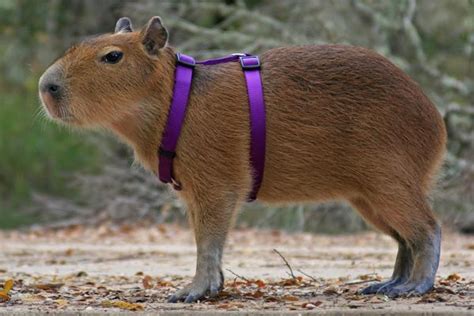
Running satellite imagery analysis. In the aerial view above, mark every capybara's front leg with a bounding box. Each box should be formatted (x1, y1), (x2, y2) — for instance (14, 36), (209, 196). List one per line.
(168, 194), (238, 303)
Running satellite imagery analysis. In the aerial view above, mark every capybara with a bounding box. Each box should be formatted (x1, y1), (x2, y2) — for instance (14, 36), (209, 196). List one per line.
(39, 17), (446, 302)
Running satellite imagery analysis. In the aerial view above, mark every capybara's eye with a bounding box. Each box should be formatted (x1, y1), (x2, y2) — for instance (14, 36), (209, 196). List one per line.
(102, 51), (123, 64)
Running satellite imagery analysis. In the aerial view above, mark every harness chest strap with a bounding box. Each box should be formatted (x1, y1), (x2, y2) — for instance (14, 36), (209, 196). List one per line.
(158, 53), (266, 202)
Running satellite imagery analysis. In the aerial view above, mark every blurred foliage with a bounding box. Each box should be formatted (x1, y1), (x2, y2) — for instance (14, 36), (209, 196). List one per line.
(0, 0), (472, 232)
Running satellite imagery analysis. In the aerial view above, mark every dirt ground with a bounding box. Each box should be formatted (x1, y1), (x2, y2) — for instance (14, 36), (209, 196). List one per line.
(0, 223), (472, 315)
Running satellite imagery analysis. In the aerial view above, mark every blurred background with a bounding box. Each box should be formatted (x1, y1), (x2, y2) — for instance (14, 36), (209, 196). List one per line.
(0, 0), (472, 233)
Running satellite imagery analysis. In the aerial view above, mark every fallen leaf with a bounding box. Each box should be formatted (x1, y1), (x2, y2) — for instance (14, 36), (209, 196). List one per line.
(0, 293), (9, 302)
(417, 293), (448, 304)
(156, 278), (173, 287)
(280, 278), (300, 286)
(254, 279), (266, 288)
(249, 290), (265, 298)
(434, 286), (456, 294)
(283, 294), (299, 301)
(2, 279), (13, 293)
(32, 283), (64, 291)
(302, 301), (322, 309)
(0, 279), (14, 302)
(102, 300), (144, 311)
(20, 294), (47, 303)
(54, 299), (69, 307)
(142, 275), (153, 289)
(76, 271), (88, 277)
(446, 273), (462, 282)
(323, 285), (341, 295)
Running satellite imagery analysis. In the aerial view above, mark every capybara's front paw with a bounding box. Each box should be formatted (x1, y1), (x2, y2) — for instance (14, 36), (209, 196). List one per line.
(168, 268), (224, 303)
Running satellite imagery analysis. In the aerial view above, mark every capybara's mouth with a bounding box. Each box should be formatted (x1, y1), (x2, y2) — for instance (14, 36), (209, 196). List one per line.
(39, 93), (76, 123)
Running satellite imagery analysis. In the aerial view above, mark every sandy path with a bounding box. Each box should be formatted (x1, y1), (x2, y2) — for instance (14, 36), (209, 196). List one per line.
(0, 224), (472, 315)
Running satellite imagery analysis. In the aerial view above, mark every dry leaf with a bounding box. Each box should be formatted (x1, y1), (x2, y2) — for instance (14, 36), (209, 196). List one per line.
(280, 278), (300, 286)
(302, 301), (322, 309)
(446, 273), (462, 282)
(249, 290), (265, 298)
(0, 293), (9, 301)
(142, 275), (153, 289)
(254, 279), (266, 288)
(156, 278), (173, 287)
(32, 283), (64, 291)
(283, 294), (299, 301)
(54, 299), (69, 307)
(323, 285), (341, 295)
(102, 300), (144, 311)
(2, 279), (14, 293)
(0, 279), (14, 302)
(20, 294), (47, 303)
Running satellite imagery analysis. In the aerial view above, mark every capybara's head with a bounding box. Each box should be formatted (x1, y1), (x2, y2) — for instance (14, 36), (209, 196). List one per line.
(38, 17), (172, 127)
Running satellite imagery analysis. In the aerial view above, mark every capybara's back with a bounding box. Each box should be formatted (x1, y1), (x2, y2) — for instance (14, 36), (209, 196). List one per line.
(258, 45), (446, 201)
(39, 17), (447, 302)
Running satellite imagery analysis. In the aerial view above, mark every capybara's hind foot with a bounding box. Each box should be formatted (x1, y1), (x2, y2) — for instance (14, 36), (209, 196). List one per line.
(359, 278), (401, 295)
(383, 280), (434, 298)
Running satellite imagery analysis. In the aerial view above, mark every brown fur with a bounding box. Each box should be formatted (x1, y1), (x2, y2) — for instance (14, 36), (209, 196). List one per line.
(39, 17), (447, 301)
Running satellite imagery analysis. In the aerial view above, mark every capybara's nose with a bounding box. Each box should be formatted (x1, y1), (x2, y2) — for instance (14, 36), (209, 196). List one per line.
(46, 83), (60, 95)
(39, 63), (64, 98)
(40, 81), (62, 98)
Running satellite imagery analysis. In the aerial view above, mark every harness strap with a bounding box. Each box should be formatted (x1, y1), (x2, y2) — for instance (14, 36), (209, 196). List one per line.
(240, 56), (266, 201)
(158, 53), (195, 190)
(158, 53), (266, 201)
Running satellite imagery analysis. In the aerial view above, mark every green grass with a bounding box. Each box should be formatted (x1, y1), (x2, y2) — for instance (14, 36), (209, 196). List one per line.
(0, 90), (102, 228)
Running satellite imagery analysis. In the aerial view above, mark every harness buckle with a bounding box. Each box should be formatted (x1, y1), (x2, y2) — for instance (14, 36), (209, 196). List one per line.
(176, 53), (196, 68)
(158, 146), (176, 159)
(240, 56), (260, 70)
(171, 178), (182, 191)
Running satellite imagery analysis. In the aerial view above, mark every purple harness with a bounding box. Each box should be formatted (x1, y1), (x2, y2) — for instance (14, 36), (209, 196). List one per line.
(158, 53), (266, 202)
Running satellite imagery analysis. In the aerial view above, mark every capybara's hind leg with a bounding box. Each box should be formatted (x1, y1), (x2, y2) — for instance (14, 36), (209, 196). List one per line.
(350, 198), (413, 294)
(385, 222), (441, 297)
(361, 241), (413, 294)
(361, 192), (441, 297)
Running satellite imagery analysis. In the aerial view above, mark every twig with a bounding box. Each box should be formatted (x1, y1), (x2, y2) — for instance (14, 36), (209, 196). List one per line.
(273, 249), (296, 279)
(297, 269), (318, 282)
(344, 279), (378, 285)
(225, 268), (249, 282)
(344, 273), (381, 285)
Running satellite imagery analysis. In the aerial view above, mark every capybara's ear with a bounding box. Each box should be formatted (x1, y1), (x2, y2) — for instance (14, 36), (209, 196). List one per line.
(115, 17), (133, 33)
(141, 16), (168, 55)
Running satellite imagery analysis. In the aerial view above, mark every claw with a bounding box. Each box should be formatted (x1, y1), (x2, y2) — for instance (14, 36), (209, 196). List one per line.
(184, 294), (200, 304)
(209, 285), (220, 297)
(167, 295), (179, 303)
